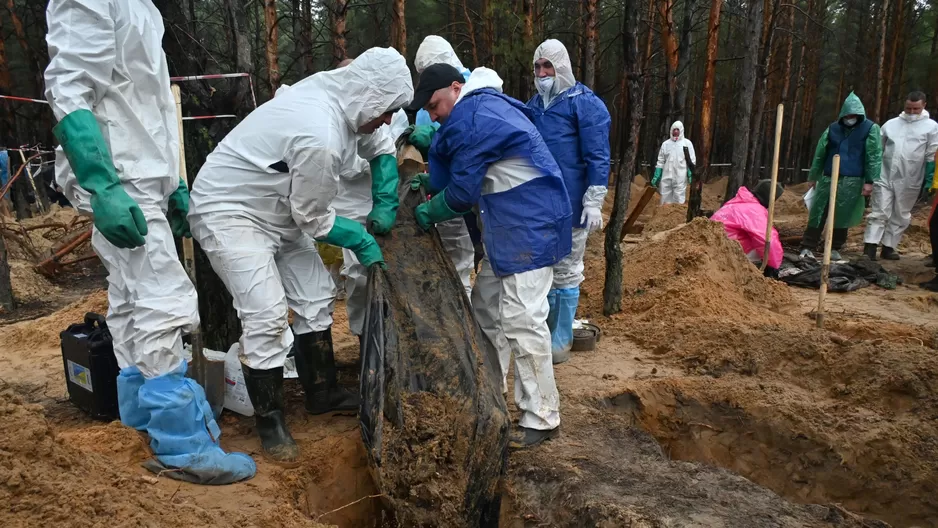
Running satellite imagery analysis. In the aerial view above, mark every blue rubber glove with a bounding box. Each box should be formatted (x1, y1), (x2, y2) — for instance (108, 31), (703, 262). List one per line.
(415, 190), (464, 231)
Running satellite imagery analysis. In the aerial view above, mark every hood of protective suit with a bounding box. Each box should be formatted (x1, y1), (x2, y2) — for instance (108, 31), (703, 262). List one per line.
(900, 109), (930, 122)
(415, 36), (466, 74)
(456, 67), (504, 104)
(533, 39), (577, 95)
(838, 92), (867, 120)
(305, 47), (413, 132)
(669, 121), (685, 141)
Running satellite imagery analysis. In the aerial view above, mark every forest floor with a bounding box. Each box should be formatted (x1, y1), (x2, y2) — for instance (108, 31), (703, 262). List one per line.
(2, 180), (936, 527)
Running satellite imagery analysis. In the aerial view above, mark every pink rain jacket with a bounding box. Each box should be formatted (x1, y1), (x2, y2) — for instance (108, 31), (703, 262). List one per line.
(710, 186), (783, 269)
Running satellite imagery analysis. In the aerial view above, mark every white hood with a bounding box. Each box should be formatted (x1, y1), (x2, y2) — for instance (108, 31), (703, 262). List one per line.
(900, 109), (931, 122)
(416, 36), (466, 74)
(294, 47), (413, 132)
(670, 120), (685, 141)
(456, 67), (504, 104)
(533, 39), (577, 96)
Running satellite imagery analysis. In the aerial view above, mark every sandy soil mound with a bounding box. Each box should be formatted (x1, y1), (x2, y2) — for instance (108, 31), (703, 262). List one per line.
(620, 217), (794, 321)
(0, 387), (326, 528)
(9, 261), (59, 304)
(643, 203), (687, 233)
(774, 187), (808, 215)
(0, 289), (108, 349)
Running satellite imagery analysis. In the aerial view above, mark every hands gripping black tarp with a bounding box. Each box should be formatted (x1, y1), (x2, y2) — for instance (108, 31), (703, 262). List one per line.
(360, 152), (510, 528)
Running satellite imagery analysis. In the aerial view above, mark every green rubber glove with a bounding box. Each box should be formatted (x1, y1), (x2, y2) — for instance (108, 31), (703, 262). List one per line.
(367, 154), (399, 235)
(53, 109), (148, 249)
(687, 169), (693, 184)
(317, 216), (385, 268)
(651, 167), (663, 187)
(168, 178), (191, 238)
(406, 125), (436, 159)
(415, 189), (464, 231)
(925, 161), (936, 192)
(409, 173), (438, 195)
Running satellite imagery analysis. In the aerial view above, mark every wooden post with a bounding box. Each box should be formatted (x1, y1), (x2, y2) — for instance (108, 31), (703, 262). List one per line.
(816, 155), (840, 329)
(761, 103), (783, 272)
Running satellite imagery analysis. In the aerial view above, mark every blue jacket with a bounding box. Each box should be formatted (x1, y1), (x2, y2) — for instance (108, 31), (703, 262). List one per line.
(429, 88), (572, 277)
(527, 82), (611, 227)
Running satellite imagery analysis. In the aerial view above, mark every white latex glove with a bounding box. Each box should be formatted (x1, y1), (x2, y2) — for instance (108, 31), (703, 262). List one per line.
(581, 206), (603, 233)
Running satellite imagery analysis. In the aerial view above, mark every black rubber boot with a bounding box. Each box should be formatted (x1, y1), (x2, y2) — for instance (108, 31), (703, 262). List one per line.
(241, 365), (299, 464)
(921, 276), (938, 292)
(864, 243), (878, 261)
(294, 329), (360, 415)
(509, 425), (560, 450)
(881, 246), (900, 261)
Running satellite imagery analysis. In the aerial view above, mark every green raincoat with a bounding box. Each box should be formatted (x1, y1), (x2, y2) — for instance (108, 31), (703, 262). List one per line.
(807, 92), (883, 229)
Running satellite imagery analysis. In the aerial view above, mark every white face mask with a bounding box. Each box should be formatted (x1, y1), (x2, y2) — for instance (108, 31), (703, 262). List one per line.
(843, 117), (858, 127)
(905, 112), (925, 121)
(536, 76), (555, 97)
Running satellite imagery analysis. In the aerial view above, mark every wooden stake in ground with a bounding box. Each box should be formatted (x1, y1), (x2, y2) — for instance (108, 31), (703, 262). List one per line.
(171, 85), (219, 415)
(760, 103), (783, 272)
(816, 155), (840, 329)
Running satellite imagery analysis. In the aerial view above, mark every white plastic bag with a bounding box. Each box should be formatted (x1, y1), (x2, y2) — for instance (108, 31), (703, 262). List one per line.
(223, 343), (254, 416)
(803, 187), (816, 211)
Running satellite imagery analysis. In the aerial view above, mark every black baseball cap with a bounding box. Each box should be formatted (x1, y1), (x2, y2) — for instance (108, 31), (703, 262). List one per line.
(407, 63), (465, 112)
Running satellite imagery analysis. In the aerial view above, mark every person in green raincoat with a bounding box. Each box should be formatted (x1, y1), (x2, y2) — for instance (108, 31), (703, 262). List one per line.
(800, 92), (883, 262)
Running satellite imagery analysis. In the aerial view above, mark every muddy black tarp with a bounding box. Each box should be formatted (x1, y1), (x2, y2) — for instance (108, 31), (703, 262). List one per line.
(360, 148), (510, 528)
(779, 254), (900, 291)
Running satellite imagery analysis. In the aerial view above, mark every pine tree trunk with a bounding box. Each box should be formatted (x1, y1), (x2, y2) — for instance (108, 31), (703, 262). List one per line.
(604, 0), (643, 316)
(263, 0), (281, 93)
(874, 0), (891, 123)
(883, 0), (904, 119)
(0, 234), (12, 312)
(584, 0), (600, 88)
(482, 0), (494, 65)
(698, 0), (723, 180)
(464, 0), (479, 66)
(332, 0), (349, 66)
(391, 0), (407, 55)
(0, 12), (17, 149)
(676, 0), (698, 122)
(725, 0), (764, 203)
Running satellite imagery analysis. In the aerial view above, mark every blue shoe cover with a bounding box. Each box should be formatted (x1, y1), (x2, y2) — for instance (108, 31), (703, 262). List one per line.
(550, 287), (579, 363)
(138, 361), (256, 485)
(116, 366), (148, 431)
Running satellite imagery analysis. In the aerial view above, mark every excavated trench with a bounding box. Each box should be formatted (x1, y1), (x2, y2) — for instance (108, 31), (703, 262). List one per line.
(603, 387), (935, 528)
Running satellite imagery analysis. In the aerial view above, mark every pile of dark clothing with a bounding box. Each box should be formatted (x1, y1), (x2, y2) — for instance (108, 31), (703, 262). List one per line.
(778, 252), (901, 291)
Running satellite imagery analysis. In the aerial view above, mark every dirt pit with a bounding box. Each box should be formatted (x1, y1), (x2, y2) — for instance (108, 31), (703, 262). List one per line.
(4, 174), (938, 527)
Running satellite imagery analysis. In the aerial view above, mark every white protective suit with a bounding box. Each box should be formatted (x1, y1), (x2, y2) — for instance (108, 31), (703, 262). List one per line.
(414, 35), (475, 299)
(45, 0), (198, 378)
(532, 39), (577, 106)
(189, 48), (413, 369)
(461, 68), (561, 431)
(864, 110), (938, 249)
(655, 121), (696, 205)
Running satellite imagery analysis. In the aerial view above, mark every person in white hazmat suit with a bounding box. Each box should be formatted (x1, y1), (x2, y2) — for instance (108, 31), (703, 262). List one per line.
(44, 0), (255, 484)
(402, 36), (476, 300)
(189, 47), (413, 464)
(526, 39), (611, 365)
(863, 91), (938, 261)
(652, 121), (696, 205)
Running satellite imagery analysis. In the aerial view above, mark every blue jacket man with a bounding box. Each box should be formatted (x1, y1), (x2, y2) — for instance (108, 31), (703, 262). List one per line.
(527, 39), (611, 365)
(409, 63), (571, 448)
